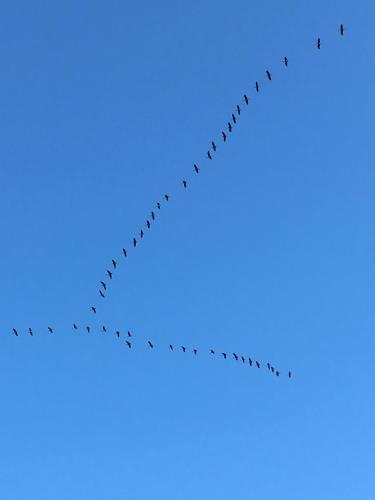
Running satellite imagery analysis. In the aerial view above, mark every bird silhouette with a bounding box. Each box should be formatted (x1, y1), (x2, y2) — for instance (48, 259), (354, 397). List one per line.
(222, 131), (227, 142)
(91, 306), (97, 314)
(194, 164), (200, 173)
(112, 259), (117, 269)
(133, 238), (137, 247)
(266, 70), (272, 80)
(221, 352), (227, 359)
(102, 326), (107, 332)
(123, 248), (127, 257)
(169, 344), (174, 351)
(267, 363), (271, 370)
(151, 211), (155, 220)
(256, 361), (260, 368)
(73, 324), (78, 330)
(284, 56), (288, 66)
(340, 24), (344, 36)
(232, 113), (237, 124)
(146, 220), (151, 228)
(271, 366), (275, 373)
(107, 270), (113, 279)
(212, 141), (217, 151)
(28, 327), (33, 336)
(228, 122), (232, 132)
(100, 281), (107, 290)
(182, 180), (187, 188)
(140, 230), (144, 238)
(248, 358), (253, 366)
(156, 202), (161, 209)
(244, 94), (249, 105)
(237, 104), (241, 115)
(99, 290), (105, 298)
(86, 326), (91, 333)
(276, 371), (280, 377)
(207, 151), (212, 160)
(210, 349), (215, 355)
(255, 81), (260, 92)
(233, 353), (239, 361)
(193, 349), (197, 355)
(48, 327), (53, 334)
(241, 356), (245, 363)
(164, 194), (170, 201)
(288, 371), (292, 378)
(181, 346), (186, 353)
(13, 328), (19, 336)
(148, 340), (154, 348)
(317, 37), (321, 49)
(116, 330), (120, 338)
(127, 331), (132, 337)
(126, 340), (131, 348)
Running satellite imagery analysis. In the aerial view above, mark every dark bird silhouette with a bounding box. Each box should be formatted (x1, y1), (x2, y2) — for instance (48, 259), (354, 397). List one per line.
(182, 180), (187, 188)
(210, 349), (215, 355)
(212, 141), (217, 151)
(112, 259), (117, 269)
(156, 202), (161, 209)
(181, 346), (186, 353)
(107, 270), (113, 279)
(48, 327), (53, 334)
(148, 340), (154, 348)
(267, 363), (271, 370)
(194, 163), (200, 173)
(256, 361), (260, 368)
(271, 366), (275, 373)
(123, 248), (127, 257)
(233, 353), (239, 361)
(127, 331), (132, 337)
(244, 94), (249, 105)
(288, 371), (292, 378)
(126, 340), (131, 348)
(13, 328), (19, 336)
(284, 56), (288, 66)
(266, 70), (272, 80)
(255, 81), (260, 92)
(151, 212), (155, 221)
(146, 220), (151, 229)
(340, 24), (344, 36)
(133, 238), (137, 247)
(73, 324), (78, 330)
(116, 330), (120, 338)
(169, 344), (174, 351)
(222, 352), (227, 359)
(317, 37), (321, 49)
(86, 326), (91, 333)
(99, 290), (105, 298)
(237, 104), (241, 115)
(222, 131), (227, 142)
(228, 122), (232, 133)
(241, 356), (245, 363)
(276, 371), (280, 377)
(248, 358), (253, 366)
(102, 326), (107, 332)
(207, 151), (212, 160)
(140, 229), (144, 238)
(91, 306), (97, 314)
(28, 328), (33, 336)
(100, 281), (107, 290)
(193, 349), (197, 355)
(164, 194), (170, 201)
(232, 113), (237, 124)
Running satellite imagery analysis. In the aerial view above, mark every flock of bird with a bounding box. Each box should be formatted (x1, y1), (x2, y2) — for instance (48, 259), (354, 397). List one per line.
(10, 24), (347, 381)
(89, 25), (346, 312)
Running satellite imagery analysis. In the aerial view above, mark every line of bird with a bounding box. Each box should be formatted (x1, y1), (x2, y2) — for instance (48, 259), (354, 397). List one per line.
(89, 25), (346, 313)
(10, 324), (292, 379)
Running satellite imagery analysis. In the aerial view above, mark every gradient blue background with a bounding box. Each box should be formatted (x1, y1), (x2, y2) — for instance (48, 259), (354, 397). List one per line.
(0, 1), (374, 498)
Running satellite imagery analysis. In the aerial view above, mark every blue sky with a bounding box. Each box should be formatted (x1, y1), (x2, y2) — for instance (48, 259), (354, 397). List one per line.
(0, 1), (374, 498)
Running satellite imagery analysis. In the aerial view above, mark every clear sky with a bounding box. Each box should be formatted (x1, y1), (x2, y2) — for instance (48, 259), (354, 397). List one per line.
(0, 1), (374, 499)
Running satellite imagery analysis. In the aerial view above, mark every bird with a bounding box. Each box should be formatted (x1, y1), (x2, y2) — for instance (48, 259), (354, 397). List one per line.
(256, 361), (260, 368)
(122, 248), (127, 257)
(193, 349), (197, 355)
(317, 37), (321, 49)
(151, 211), (155, 221)
(107, 270), (113, 279)
(267, 363), (271, 370)
(99, 290), (105, 298)
(148, 340), (154, 348)
(248, 358), (253, 366)
(116, 330), (120, 338)
(86, 326), (91, 333)
(210, 349), (215, 355)
(255, 81), (260, 92)
(271, 366), (275, 373)
(126, 340), (131, 348)
(102, 326), (107, 332)
(212, 141), (217, 151)
(169, 344), (174, 351)
(340, 23), (344, 36)
(266, 70), (272, 80)
(237, 104), (241, 115)
(288, 371), (292, 379)
(232, 113), (237, 124)
(100, 281), (107, 290)
(140, 229), (144, 238)
(164, 194), (169, 201)
(91, 306), (97, 314)
(276, 371), (280, 377)
(222, 131), (227, 142)
(194, 163), (200, 173)
(228, 122), (232, 133)
(233, 353), (239, 361)
(156, 202), (161, 209)
(207, 151), (212, 160)
(28, 328), (33, 336)
(241, 356), (245, 363)
(244, 94), (249, 105)
(133, 238), (137, 247)
(146, 220), (151, 229)
(112, 259), (117, 269)
(127, 331), (132, 337)
(221, 352), (227, 359)
(283, 56), (288, 66)
(12, 328), (19, 336)
(181, 346), (186, 353)
(48, 327), (53, 334)
(73, 324), (78, 330)
(182, 180), (187, 188)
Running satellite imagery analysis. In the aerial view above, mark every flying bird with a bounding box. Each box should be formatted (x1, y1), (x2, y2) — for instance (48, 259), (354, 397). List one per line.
(156, 202), (161, 209)
(221, 352), (227, 359)
(181, 346), (186, 353)
(232, 113), (237, 124)
(267, 363), (271, 370)
(212, 141), (217, 151)
(133, 238), (137, 247)
(288, 371), (292, 378)
(91, 306), (97, 314)
(28, 328), (33, 336)
(102, 326), (107, 332)
(13, 328), (19, 336)
(182, 180), (187, 188)
(112, 259), (117, 269)
(73, 324), (78, 330)
(99, 290), (105, 298)
(210, 349), (215, 355)
(100, 281), (107, 290)
(193, 349), (197, 355)
(266, 70), (272, 80)
(164, 194), (169, 201)
(276, 371), (280, 377)
(86, 326), (91, 333)
(317, 37), (321, 49)
(126, 340), (132, 348)
(244, 94), (249, 105)
(123, 248), (127, 257)
(146, 220), (151, 229)
(127, 331), (132, 337)
(151, 211), (155, 220)
(271, 366), (275, 373)
(228, 122), (232, 133)
(169, 344), (174, 351)
(233, 353), (239, 361)
(116, 330), (120, 338)
(255, 81), (260, 92)
(283, 56), (288, 66)
(207, 151), (212, 160)
(237, 104), (241, 115)
(340, 24), (344, 36)
(222, 131), (227, 142)
(140, 230), (144, 238)
(241, 356), (245, 363)
(256, 361), (260, 368)
(48, 327), (53, 334)
(107, 270), (113, 279)
(194, 164), (200, 173)
(148, 340), (154, 348)
(248, 358), (253, 366)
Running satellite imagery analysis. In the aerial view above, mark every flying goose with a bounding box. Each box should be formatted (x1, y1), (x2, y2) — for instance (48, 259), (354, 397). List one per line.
(107, 270), (113, 279)
(266, 70), (272, 80)
(244, 94), (249, 105)
(222, 131), (227, 142)
(91, 306), (97, 314)
(100, 281), (107, 290)
(148, 340), (154, 348)
(194, 164), (200, 173)
(126, 340), (131, 348)
(212, 141), (217, 151)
